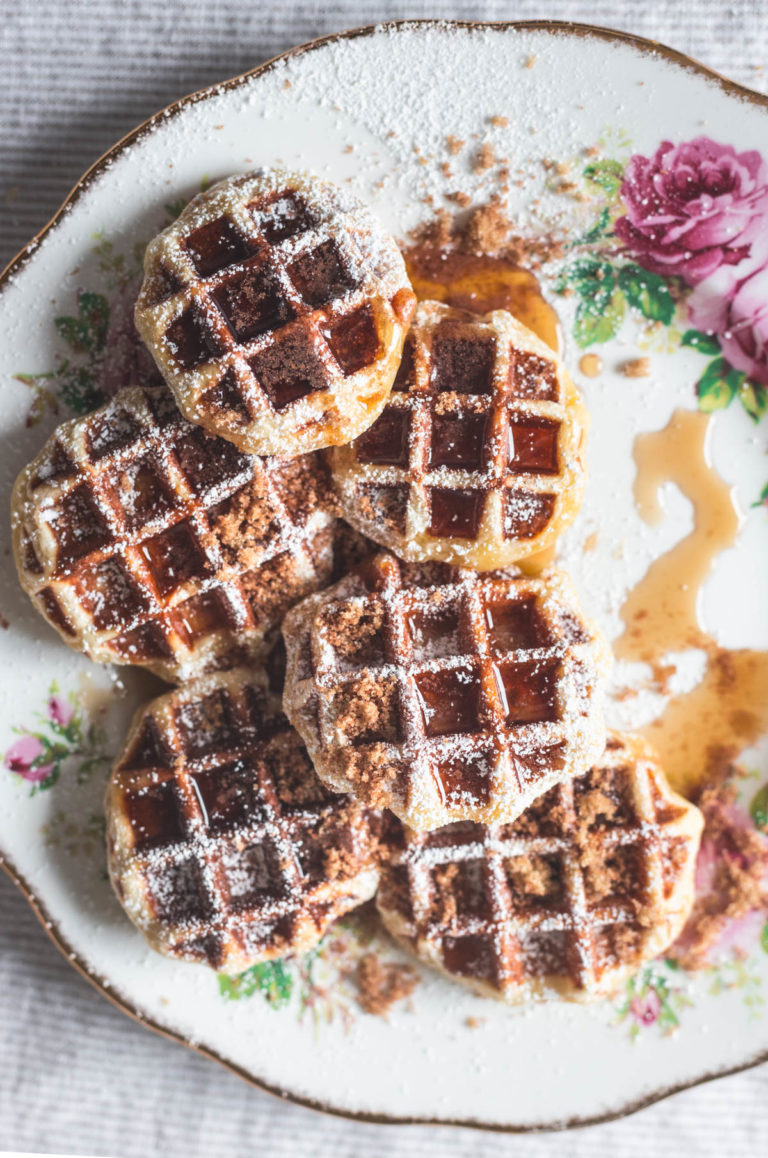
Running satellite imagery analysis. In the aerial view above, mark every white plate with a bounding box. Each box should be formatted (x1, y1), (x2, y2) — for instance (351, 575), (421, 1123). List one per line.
(2, 20), (768, 1132)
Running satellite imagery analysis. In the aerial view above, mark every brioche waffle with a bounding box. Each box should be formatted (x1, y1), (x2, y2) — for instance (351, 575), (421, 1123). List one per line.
(330, 301), (587, 569)
(377, 733), (703, 1002)
(107, 666), (383, 973)
(282, 552), (611, 832)
(135, 169), (416, 456)
(12, 386), (337, 682)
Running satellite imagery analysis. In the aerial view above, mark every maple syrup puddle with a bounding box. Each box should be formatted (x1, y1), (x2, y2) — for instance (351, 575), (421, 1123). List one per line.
(403, 246), (560, 353)
(615, 408), (768, 795)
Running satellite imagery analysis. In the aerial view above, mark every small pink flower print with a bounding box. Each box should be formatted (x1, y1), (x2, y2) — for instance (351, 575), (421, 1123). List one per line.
(615, 137), (768, 284)
(48, 695), (73, 727)
(630, 989), (662, 1026)
(4, 735), (54, 783)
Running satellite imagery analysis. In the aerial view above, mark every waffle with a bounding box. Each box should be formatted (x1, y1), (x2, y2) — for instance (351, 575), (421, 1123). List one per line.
(281, 551), (611, 832)
(107, 666), (384, 973)
(12, 386), (337, 683)
(135, 169), (416, 457)
(330, 301), (587, 570)
(377, 732), (703, 1002)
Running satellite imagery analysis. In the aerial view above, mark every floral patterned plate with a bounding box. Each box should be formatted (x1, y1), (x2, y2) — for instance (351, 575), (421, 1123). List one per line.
(1, 20), (768, 1132)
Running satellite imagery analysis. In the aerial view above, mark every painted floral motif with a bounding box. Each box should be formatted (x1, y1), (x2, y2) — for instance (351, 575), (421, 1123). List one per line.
(5, 149), (768, 1034)
(13, 181), (209, 426)
(3, 682), (111, 793)
(217, 911), (394, 1030)
(14, 290), (110, 426)
(614, 960), (694, 1038)
(557, 135), (768, 434)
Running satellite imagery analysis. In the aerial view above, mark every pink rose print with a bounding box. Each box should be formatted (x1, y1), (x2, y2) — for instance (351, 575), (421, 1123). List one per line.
(48, 695), (74, 728)
(629, 989), (661, 1026)
(4, 735), (54, 783)
(689, 262), (768, 386)
(615, 137), (768, 284)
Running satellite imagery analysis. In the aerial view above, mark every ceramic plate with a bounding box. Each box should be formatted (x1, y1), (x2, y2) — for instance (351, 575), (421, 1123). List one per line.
(2, 20), (768, 1132)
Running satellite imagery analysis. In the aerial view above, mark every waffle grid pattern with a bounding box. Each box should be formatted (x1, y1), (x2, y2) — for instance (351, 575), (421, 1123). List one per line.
(331, 302), (586, 568)
(135, 171), (414, 455)
(107, 669), (380, 974)
(283, 554), (610, 831)
(13, 386), (335, 681)
(377, 734), (703, 1002)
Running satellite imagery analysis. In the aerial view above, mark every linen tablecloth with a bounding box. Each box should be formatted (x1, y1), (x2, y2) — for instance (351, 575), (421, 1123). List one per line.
(2, 2), (767, 1154)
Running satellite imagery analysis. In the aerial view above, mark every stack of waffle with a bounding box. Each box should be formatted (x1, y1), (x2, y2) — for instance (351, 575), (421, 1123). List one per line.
(12, 169), (702, 1003)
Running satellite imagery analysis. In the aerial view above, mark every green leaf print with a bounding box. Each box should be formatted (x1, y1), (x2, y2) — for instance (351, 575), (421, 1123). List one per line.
(55, 362), (104, 416)
(762, 922), (768, 955)
(696, 358), (744, 412)
(54, 291), (109, 355)
(618, 264), (675, 324)
(681, 329), (721, 356)
(738, 380), (768, 423)
(750, 784), (768, 831)
(574, 287), (626, 348)
(583, 158), (624, 198)
(218, 959), (294, 1007)
(578, 206), (612, 245)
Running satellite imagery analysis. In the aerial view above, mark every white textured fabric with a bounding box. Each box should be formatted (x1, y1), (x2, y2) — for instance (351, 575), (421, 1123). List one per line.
(1, 2), (768, 1154)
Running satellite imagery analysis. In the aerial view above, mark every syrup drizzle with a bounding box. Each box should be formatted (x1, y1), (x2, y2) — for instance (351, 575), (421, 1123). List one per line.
(615, 408), (768, 794)
(403, 247), (560, 353)
(402, 244), (561, 573)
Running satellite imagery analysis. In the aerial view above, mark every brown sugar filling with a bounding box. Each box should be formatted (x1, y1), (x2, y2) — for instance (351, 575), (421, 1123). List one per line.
(354, 952), (420, 1016)
(671, 755), (768, 969)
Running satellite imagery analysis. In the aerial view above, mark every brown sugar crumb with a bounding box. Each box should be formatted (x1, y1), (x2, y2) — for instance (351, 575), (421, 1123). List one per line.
(324, 842), (359, 881)
(447, 190), (472, 208)
(463, 201), (511, 253)
(509, 791), (569, 838)
(210, 479), (276, 566)
(610, 923), (644, 958)
(575, 789), (624, 897)
(440, 161), (453, 179)
(342, 743), (401, 809)
(269, 453), (335, 517)
(506, 854), (557, 897)
(671, 755), (768, 969)
(524, 54), (536, 69)
(355, 952), (419, 1015)
(620, 357), (652, 378)
(409, 200), (565, 267)
(432, 862), (459, 924)
(490, 114), (509, 128)
(473, 142), (496, 173)
(578, 785), (619, 829)
(582, 848), (621, 900)
(321, 598), (384, 657)
(446, 135), (465, 156)
(414, 207), (455, 248)
(465, 1015), (486, 1028)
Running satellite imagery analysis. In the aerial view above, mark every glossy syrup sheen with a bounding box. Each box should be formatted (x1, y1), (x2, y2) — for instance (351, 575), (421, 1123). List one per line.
(616, 408), (768, 794)
(403, 247), (560, 353)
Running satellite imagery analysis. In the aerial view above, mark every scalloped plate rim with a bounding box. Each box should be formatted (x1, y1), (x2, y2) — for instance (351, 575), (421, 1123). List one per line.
(2, 17), (768, 1133)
